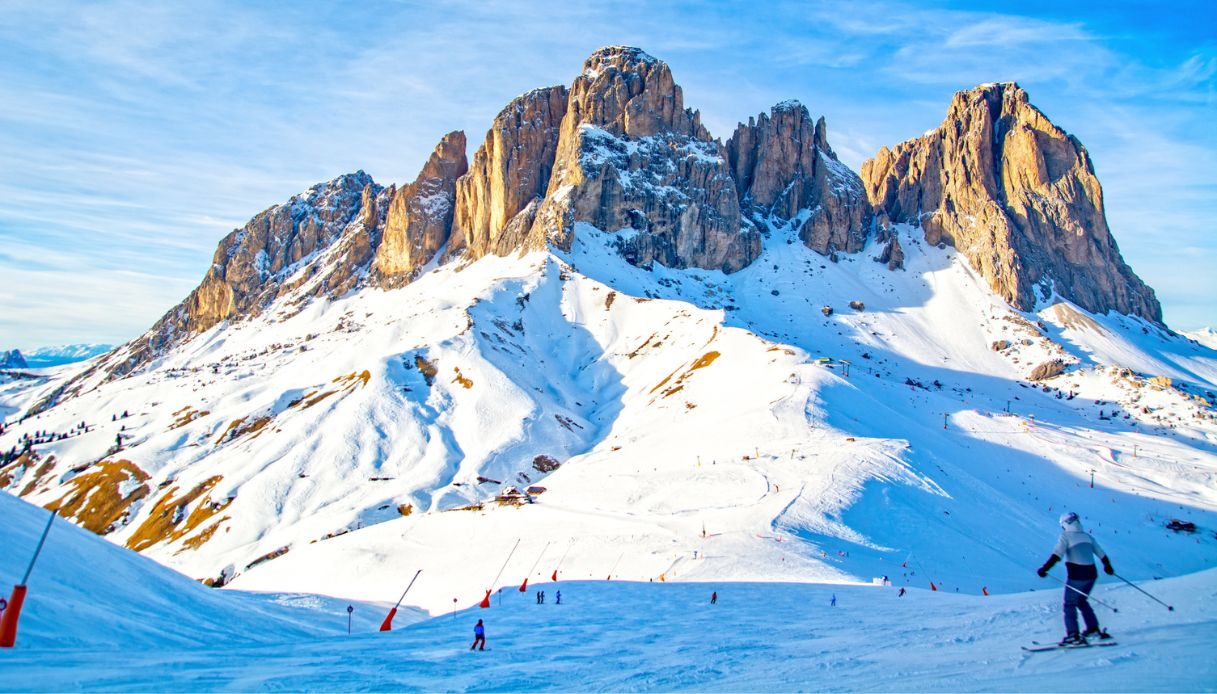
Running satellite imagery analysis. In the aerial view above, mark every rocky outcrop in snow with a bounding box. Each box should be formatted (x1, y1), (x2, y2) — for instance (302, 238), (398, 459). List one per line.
(726, 101), (872, 255)
(532, 46), (760, 273)
(101, 172), (385, 379)
(860, 82), (1161, 323)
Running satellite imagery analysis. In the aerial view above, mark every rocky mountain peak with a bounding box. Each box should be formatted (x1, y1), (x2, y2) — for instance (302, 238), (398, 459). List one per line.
(861, 82), (1162, 323)
(726, 102), (871, 255)
(567, 45), (707, 140)
(0, 349), (27, 369)
(531, 46), (756, 272)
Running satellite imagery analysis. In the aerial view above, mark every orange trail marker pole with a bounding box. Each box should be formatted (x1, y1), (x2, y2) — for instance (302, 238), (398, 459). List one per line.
(519, 542), (550, 592)
(480, 539), (520, 607)
(552, 539), (573, 582)
(380, 569), (422, 632)
(1, 509), (55, 648)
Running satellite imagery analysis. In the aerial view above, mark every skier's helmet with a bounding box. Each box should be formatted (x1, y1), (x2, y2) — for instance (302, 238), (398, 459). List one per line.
(1059, 511), (1080, 530)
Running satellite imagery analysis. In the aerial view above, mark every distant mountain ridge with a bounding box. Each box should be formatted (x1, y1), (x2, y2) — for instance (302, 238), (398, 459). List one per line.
(1, 344), (110, 369)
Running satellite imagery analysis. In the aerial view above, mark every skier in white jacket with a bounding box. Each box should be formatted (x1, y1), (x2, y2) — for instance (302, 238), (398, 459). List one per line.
(1037, 511), (1115, 645)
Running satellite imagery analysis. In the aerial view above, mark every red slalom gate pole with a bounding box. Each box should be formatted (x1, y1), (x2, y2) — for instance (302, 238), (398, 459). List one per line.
(1, 509), (56, 648)
(380, 569), (422, 632)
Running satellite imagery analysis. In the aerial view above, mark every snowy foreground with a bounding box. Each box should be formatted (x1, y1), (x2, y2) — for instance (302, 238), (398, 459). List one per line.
(2, 494), (1215, 692)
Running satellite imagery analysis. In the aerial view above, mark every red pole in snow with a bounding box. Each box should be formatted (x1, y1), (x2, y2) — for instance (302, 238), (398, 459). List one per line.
(519, 542), (550, 592)
(480, 539), (520, 608)
(551, 540), (574, 582)
(380, 569), (422, 632)
(1, 509), (55, 648)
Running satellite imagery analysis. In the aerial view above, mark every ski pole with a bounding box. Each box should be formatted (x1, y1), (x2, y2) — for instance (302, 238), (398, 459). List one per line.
(1046, 573), (1118, 613)
(1113, 573), (1174, 611)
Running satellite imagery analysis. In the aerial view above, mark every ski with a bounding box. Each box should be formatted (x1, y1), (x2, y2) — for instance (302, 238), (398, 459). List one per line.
(1023, 640), (1118, 653)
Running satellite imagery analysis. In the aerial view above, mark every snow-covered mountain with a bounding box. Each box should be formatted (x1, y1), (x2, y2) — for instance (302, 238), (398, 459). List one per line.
(18, 343), (113, 368)
(2, 47), (1215, 625)
(1186, 328), (1217, 350)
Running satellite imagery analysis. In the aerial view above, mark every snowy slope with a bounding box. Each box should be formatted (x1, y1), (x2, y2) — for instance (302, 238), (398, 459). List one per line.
(0, 492), (412, 651)
(2, 219), (1215, 621)
(2, 566), (1214, 690)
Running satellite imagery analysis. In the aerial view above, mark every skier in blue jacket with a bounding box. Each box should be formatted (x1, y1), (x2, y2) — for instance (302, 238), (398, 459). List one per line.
(1037, 511), (1114, 645)
(471, 619), (486, 651)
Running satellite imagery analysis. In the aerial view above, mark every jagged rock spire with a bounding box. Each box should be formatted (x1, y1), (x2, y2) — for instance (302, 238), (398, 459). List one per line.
(726, 101), (872, 255)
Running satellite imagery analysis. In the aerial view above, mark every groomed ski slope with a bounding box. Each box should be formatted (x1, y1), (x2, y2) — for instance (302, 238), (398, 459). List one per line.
(1, 489), (1214, 691)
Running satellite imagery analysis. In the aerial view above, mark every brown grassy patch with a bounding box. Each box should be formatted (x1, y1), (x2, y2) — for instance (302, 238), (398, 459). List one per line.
(605, 291), (616, 310)
(690, 351), (721, 370)
(216, 416), (273, 444)
(178, 516), (229, 552)
(452, 367), (474, 389)
(652, 351), (721, 399)
(45, 459), (149, 535)
(629, 333), (658, 359)
(398, 503), (413, 516)
(125, 475), (231, 552)
(20, 457), (57, 497)
(215, 417), (246, 444)
(169, 407), (209, 430)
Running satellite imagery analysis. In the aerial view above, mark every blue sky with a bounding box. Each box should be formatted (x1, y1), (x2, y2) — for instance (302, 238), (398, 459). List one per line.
(1, 0), (1214, 349)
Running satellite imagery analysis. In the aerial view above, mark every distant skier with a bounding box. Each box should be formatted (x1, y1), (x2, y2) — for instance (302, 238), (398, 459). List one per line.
(830, 594), (837, 607)
(897, 587), (906, 597)
(540, 590), (545, 604)
(535, 590), (542, 604)
(1037, 511), (1115, 645)
(471, 619), (486, 651)
(710, 591), (717, 605)
(555, 591), (561, 605)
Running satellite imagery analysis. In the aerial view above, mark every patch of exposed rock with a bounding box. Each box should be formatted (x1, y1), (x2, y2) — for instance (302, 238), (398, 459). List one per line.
(532, 46), (759, 273)
(861, 82), (1161, 323)
(726, 101), (872, 255)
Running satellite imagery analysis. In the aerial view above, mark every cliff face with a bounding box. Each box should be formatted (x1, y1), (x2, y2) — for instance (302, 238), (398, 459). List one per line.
(451, 86), (568, 259)
(532, 46), (760, 273)
(373, 131), (468, 286)
(861, 82), (1161, 322)
(726, 101), (872, 256)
